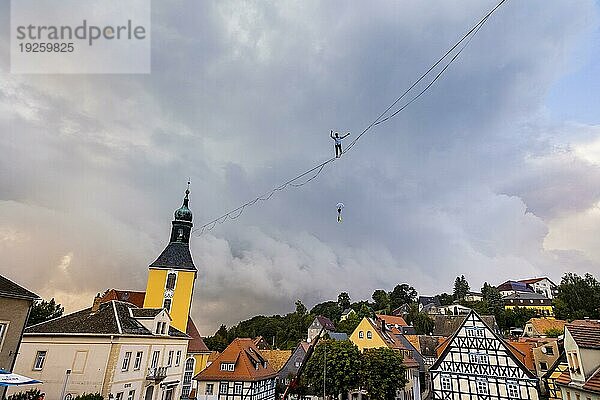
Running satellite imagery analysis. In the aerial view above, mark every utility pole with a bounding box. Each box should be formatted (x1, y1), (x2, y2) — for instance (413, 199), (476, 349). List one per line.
(59, 369), (71, 400)
(323, 346), (326, 400)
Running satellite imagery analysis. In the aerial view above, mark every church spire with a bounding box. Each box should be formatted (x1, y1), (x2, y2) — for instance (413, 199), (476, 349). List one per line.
(170, 183), (193, 244)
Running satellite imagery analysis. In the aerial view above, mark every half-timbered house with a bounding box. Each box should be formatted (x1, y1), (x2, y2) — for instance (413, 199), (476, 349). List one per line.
(430, 311), (539, 400)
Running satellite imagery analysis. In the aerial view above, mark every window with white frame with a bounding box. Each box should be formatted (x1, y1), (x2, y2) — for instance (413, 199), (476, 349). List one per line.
(234, 383), (242, 395)
(167, 350), (174, 367)
(366, 331), (372, 339)
(122, 351), (132, 371)
(33, 351), (47, 370)
(466, 327), (476, 337)
(205, 384), (214, 395)
(441, 375), (451, 391)
(166, 272), (177, 290)
(175, 350), (181, 366)
(0, 322), (8, 350)
(476, 379), (489, 395)
(115, 392), (123, 400)
(185, 357), (195, 371)
(220, 362), (235, 371)
(358, 331), (364, 338)
(151, 350), (160, 369)
(134, 351), (143, 370)
(127, 390), (135, 400)
(507, 381), (519, 398)
(220, 382), (228, 394)
(476, 328), (484, 337)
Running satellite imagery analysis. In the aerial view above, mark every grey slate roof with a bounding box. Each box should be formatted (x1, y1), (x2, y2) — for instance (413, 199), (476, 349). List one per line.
(328, 332), (348, 341)
(433, 314), (499, 336)
(0, 274), (39, 300)
(502, 292), (550, 300)
(131, 308), (164, 318)
(419, 296), (441, 307)
(149, 242), (196, 271)
(26, 300), (188, 338)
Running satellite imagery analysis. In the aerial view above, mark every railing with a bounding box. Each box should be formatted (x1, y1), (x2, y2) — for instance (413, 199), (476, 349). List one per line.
(146, 366), (168, 381)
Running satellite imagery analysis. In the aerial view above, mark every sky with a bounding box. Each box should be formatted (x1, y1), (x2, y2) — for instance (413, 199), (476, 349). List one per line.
(1, 0), (600, 335)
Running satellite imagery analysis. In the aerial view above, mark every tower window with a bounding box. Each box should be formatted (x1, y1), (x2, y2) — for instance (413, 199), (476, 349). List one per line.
(177, 228), (184, 240)
(163, 299), (172, 313)
(166, 273), (176, 290)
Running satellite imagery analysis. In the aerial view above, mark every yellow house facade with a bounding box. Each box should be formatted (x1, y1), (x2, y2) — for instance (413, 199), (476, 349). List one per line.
(350, 317), (388, 351)
(503, 292), (554, 316)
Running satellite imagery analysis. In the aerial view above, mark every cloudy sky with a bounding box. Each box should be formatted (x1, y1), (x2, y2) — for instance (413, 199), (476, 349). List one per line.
(1, 0), (600, 335)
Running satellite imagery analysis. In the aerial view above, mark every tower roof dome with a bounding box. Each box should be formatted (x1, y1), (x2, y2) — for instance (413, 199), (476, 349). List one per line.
(174, 187), (193, 222)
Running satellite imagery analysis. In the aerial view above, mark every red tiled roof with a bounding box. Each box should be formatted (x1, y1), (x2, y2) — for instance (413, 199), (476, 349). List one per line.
(584, 367), (600, 393)
(555, 369), (571, 385)
(506, 340), (535, 372)
(376, 314), (408, 327)
(567, 320), (600, 349)
(187, 317), (209, 353)
(194, 338), (276, 382)
(99, 289), (146, 308)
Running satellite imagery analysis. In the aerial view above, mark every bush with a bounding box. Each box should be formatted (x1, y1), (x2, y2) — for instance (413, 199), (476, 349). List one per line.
(73, 394), (103, 400)
(7, 389), (43, 400)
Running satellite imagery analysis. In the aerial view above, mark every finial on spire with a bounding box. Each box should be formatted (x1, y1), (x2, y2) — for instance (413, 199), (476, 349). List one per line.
(186, 179), (190, 197)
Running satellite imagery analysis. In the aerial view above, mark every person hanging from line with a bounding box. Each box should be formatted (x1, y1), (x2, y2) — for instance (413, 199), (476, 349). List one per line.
(336, 202), (344, 223)
(330, 130), (350, 158)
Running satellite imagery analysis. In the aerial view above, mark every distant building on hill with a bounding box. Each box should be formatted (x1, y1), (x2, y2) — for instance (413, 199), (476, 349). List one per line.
(523, 317), (566, 338)
(340, 308), (356, 321)
(277, 341), (309, 386)
(518, 277), (558, 299)
(497, 280), (535, 297)
(503, 292), (553, 316)
(0, 274), (39, 400)
(307, 315), (336, 343)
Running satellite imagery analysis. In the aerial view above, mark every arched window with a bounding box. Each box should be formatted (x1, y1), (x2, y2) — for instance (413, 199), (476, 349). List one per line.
(166, 273), (177, 290)
(163, 299), (172, 313)
(185, 357), (195, 372)
(366, 331), (372, 339)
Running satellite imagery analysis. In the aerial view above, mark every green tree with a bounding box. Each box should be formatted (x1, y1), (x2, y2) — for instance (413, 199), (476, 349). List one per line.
(453, 275), (470, 301)
(27, 298), (64, 326)
(360, 347), (407, 400)
(481, 282), (503, 315)
(73, 394), (103, 400)
(436, 292), (454, 306)
(295, 300), (308, 316)
(304, 340), (361, 398)
(204, 324), (229, 352)
(404, 303), (434, 334)
(554, 272), (600, 320)
(336, 312), (361, 336)
(371, 289), (390, 312)
(337, 292), (351, 311)
(310, 301), (342, 322)
(389, 284), (418, 310)
(497, 307), (539, 331)
(544, 328), (563, 338)
(7, 389), (42, 400)
(357, 303), (375, 320)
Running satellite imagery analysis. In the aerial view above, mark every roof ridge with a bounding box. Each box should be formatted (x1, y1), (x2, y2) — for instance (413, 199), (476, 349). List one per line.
(112, 301), (122, 334)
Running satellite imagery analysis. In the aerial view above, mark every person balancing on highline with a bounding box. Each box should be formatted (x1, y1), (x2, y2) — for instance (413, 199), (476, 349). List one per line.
(330, 130), (350, 158)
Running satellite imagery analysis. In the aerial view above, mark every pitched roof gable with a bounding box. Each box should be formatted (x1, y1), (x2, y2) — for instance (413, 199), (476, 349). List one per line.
(430, 310), (537, 379)
(150, 242), (196, 271)
(0, 274), (38, 300)
(527, 318), (566, 335)
(194, 338), (276, 382)
(187, 317), (209, 353)
(566, 320), (600, 349)
(376, 314), (408, 327)
(315, 316), (336, 331)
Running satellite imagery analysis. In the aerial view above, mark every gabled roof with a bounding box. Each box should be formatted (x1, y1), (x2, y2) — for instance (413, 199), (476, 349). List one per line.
(0, 275), (38, 301)
(419, 296), (440, 307)
(497, 280), (534, 293)
(26, 300), (188, 338)
(376, 314), (408, 327)
(150, 242), (196, 271)
(430, 310), (536, 380)
(131, 308), (164, 319)
(187, 317), (210, 353)
(519, 277), (556, 286)
(526, 318), (566, 335)
(433, 314), (498, 336)
(566, 320), (600, 349)
(194, 338), (277, 382)
(361, 318), (419, 369)
(99, 289), (146, 307)
(315, 316), (336, 331)
(556, 367), (600, 394)
(259, 350), (292, 372)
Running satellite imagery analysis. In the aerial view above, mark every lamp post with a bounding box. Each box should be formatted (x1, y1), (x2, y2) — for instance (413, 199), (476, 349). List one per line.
(59, 369), (71, 400)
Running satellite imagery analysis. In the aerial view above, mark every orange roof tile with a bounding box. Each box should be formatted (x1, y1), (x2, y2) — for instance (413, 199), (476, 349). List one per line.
(187, 317), (209, 353)
(99, 289), (146, 307)
(527, 318), (566, 335)
(259, 350), (292, 372)
(506, 340), (535, 372)
(404, 335), (420, 352)
(376, 314), (408, 327)
(195, 338), (276, 382)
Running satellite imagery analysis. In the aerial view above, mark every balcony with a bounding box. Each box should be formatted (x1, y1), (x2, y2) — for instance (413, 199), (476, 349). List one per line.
(146, 366), (168, 381)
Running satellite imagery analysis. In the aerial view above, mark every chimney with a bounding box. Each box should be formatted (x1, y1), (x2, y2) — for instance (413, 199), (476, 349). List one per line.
(92, 293), (102, 312)
(381, 318), (386, 333)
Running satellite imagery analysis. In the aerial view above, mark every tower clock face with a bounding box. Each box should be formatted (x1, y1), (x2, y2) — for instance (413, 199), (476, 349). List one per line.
(164, 289), (174, 299)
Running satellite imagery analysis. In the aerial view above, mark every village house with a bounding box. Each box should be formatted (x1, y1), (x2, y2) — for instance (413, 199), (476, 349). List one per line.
(276, 341), (310, 387)
(0, 275), (39, 400)
(430, 311), (539, 400)
(523, 317), (566, 338)
(555, 320), (600, 400)
(194, 338), (276, 400)
(518, 278), (558, 299)
(307, 316), (336, 343)
(503, 292), (554, 316)
(497, 280), (535, 297)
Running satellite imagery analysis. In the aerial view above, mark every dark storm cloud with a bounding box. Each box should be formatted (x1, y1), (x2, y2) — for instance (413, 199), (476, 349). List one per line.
(1, 0), (599, 334)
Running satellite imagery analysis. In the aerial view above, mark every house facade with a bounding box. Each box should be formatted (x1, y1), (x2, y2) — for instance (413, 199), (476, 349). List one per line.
(350, 317), (421, 400)
(430, 311), (539, 400)
(503, 292), (554, 316)
(0, 275), (39, 400)
(523, 318), (566, 338)
(555, 320), (600, 400)
(277, 342), (309, 386)
(518, 278), (558, 299)
(307, 316), (336, 343)
(194, 338), (276, 400)
(9, 301), (189, 400)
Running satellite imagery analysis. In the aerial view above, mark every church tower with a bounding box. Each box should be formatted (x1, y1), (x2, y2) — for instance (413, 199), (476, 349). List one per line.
(144, 185), (196, 333)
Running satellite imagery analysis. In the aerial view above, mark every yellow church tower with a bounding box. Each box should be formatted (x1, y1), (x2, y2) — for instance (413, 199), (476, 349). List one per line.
(144, 186), (196, 334)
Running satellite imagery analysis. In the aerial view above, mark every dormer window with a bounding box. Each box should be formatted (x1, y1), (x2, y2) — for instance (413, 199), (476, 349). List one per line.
(220, 363), (235, 371)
